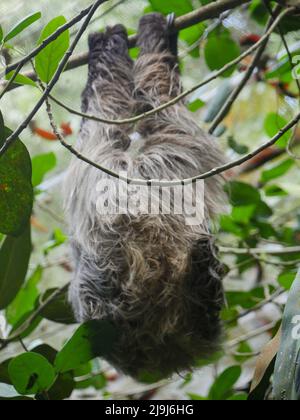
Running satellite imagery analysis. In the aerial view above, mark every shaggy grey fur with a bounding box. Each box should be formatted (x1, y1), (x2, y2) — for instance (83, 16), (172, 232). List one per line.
(64, 13), (226, 378)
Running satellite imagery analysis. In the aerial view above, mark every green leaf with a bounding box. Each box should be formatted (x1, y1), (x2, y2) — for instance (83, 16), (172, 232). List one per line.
(6, 266), (42, 326)
(149, 0), (193, 16)
(31, 152), (56, 187)
(195, 350), (224, 368)
(187, 393), (207, 400)
(5, 71), (37, 88)
(137, 370), (165, 384)
(32, 344), (58, 364)
(204, 29), (240, 77)
(220, 215), (245, 237)
(9, 312), (42, 341)
(35, 16), (69, 83)
(278, 271), (296, 291)
(228, 136), (249, 155)
(0, 25), (4, 43)
(227, 393), (247, 400)
(180, 23), (206, 58)
(4, 12), (41, 42)
(0, 359), (11, 384)
(0, 117), (33, 236)
(227, 287), (265, 310)
(264, 113), (292, 149)
(232, 205), (256, 224)
(225, 181), (261, 206)
(40, 288), (76, 325)
(234, 342), (253, 363)
(43, 228), (67, 254)
(249, 0), (268, 26)
(48, 373), (75, 400)
(55, 320), (119, 373)
(279, 16), (300, 35)
(264, 185), (288, 197)
(187, 99), (205, 112)
(76, 373), (106, 391)
(0, 224), (31, 310)
(261, 159), (294, 183)
(129, 47), (140, 60)
(208, 366), (241, 400)
(8, 353), (56, 395)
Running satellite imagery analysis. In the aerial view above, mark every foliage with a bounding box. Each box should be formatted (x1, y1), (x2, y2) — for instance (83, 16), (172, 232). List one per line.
(0, 0), (300, 401)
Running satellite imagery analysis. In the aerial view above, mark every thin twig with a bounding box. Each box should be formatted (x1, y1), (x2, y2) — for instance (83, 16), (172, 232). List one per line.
(208, 4), (283, 134)
(70, 0), (128, 37)
(226, 321), (278, 349)
(0, 62), (25, 100)
(46, 98), (300, 187)
(0, 0), (109, 157)
(226, 288), (285, 325)
(219, 245), (300, 256)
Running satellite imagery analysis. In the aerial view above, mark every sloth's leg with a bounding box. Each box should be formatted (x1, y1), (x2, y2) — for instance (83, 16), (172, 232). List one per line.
(133, 13), (181, 130)
(80, 25), (135, 148)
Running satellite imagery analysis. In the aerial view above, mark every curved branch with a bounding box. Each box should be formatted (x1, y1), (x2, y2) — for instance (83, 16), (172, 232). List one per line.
(46, 94), (300, 186)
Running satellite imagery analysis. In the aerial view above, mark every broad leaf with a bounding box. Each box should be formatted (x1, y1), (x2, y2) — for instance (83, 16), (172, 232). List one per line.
(0, 25), (4, 43)
(0, 224), (31, 310)
(225, 181), (261, 206)
(6, 266), (42, 326)
(204, 29), (240, 77)
(31, 152), (56, 187)
(149, 0), (193, 16)
(5, 71), (37, 88)
(261, 159), (294, 183)
(40, 288), (76, 325)
(55, 320), (119, 373)
(8, 353), (56, 395)
(35, 16), (69, 83)
(0, 115), (33, 236)
(264, 113), (292, 149)
(208, 366), (242, 400)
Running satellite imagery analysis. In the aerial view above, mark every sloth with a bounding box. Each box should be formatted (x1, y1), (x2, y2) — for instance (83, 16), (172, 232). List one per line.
(64, 13), (226, 379)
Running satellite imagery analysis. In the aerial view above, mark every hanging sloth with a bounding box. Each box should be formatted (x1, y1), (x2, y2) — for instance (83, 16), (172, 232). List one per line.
(64, 13), (226, 378)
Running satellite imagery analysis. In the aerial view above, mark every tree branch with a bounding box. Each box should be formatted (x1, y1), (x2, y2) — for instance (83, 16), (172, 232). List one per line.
(208, 4), (283, 134)
(2, 0), (251, 91)
(46, 6), (294, 128)
(45, 94), (300, 187)
(0, 0), (109, 157)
